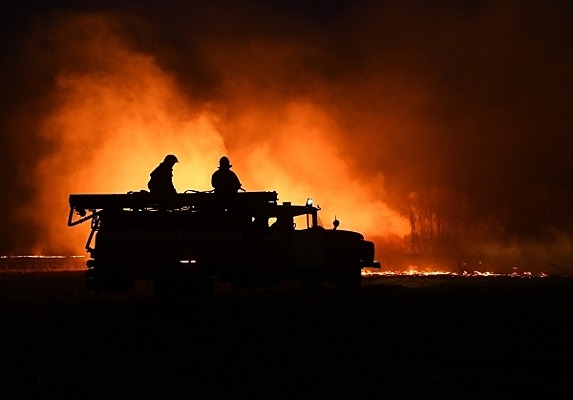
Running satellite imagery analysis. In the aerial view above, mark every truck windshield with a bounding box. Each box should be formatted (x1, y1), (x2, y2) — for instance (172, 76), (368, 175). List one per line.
(293, 212), (318, 229)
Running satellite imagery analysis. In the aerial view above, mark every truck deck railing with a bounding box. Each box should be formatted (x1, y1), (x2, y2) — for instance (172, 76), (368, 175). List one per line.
(68, 191), (279, 226)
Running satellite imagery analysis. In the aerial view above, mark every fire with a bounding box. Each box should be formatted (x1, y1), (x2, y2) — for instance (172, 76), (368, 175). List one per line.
(13, 10), (568, 280)
(0, 255), (87, 273)
(17, 13), (409, 256)
(0, 255), (551, 277)
(361, 267), (549, 278)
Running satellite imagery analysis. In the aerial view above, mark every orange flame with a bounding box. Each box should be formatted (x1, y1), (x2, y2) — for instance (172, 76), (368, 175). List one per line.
(16, 13), (409, 255)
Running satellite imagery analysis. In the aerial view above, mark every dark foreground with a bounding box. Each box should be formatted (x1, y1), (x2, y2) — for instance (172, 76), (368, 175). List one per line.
(1, 272), (572, 399)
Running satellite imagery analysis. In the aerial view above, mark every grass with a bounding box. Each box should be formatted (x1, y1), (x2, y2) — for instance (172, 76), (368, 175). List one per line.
(0, 256), (87, 273)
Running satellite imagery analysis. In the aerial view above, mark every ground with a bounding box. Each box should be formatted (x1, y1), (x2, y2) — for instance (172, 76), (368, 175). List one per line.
(1, 272), (572, 399)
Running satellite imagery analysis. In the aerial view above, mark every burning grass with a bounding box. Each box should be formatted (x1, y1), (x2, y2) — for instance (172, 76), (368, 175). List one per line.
(361, 267), (550, 278)
(0, 255), (565, 278)
(0, 255), (87, 273)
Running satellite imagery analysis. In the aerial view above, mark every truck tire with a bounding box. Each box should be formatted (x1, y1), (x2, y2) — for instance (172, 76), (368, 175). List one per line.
(153, 267), (213, 306)
(174, 274), (214, 306)
(334, 257), (362, 295)
(302, 269), (323, 291)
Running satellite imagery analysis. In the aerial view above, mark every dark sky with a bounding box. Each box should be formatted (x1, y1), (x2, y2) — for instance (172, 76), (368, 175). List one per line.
(1, 0), (572, 263)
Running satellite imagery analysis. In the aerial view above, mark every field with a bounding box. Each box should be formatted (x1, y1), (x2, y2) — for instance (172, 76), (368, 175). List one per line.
(1, 259), (572, 399)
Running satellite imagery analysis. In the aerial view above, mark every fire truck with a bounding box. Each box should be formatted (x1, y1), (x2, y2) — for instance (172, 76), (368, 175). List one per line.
(68, 190), (380, 302)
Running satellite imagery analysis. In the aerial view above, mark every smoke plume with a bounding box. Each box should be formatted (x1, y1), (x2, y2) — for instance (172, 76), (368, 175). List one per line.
(1, 1), (572, 272)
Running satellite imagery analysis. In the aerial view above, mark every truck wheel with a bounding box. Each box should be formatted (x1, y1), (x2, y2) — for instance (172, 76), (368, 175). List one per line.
(302, 270), (323, 291)
(335, 261), (361, 295)
(175, 274), (214, 306)
(153, 269), (213, 306)
(152, 274), (179, 300)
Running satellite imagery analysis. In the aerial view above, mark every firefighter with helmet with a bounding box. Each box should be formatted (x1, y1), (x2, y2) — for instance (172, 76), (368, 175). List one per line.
(148, 154), (178, 195)
(211, 156), (242, 196)
(211, 156), (243, 210)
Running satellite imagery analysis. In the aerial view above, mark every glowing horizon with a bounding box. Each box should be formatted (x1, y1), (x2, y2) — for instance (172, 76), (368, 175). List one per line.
(2, 4), (573, 276)
(17, 13), (410, 257)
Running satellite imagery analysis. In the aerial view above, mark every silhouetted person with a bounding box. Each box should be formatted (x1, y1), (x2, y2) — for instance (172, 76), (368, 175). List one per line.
(211, 156), (242, 210)
(148, 154), (178, 195)
(211, 156), (242, 195)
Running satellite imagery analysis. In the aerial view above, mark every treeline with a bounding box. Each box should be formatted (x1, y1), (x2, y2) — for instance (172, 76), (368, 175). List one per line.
(400, 185), (572, 255)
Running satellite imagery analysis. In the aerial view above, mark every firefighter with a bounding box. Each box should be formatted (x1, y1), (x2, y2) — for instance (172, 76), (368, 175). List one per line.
(211, 156), (242, 209)
(148, 154), (178, 195)
(211, 156), (242, 196)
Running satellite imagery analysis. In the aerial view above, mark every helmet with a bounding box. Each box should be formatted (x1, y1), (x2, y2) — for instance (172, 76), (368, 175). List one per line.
(164, 154), (178, 164)
(219, 156), (231, 168)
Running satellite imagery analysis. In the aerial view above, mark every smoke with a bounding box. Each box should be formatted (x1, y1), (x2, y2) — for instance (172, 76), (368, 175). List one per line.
(7, 14), (209, 252)
(5, 9), (409, 255)
(1, 1), (572, 272)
